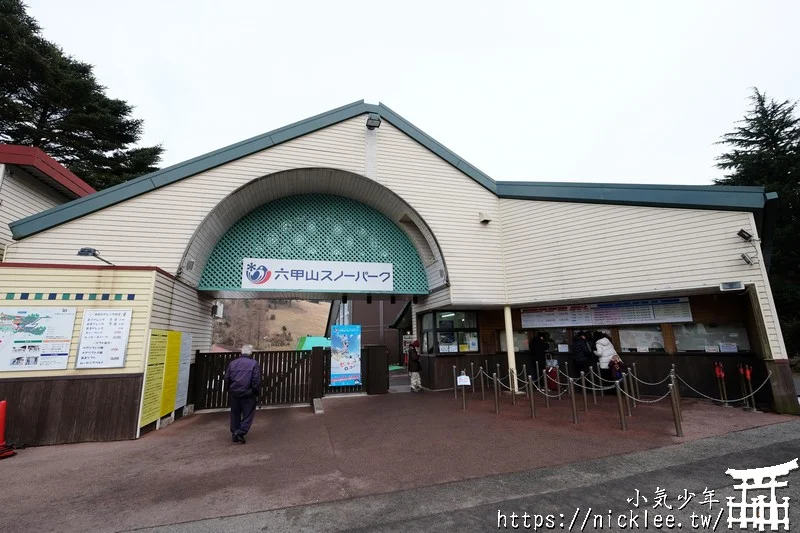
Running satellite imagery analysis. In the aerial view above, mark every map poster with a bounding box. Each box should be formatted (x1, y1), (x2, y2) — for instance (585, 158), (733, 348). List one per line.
(159, 331), (182, 417)
(75, 309), (133, 369)
(0, 307), (77, 371)
(174, 333), (193, 411)
(330, 324), (361, 386)
(140, 329), (168, 427)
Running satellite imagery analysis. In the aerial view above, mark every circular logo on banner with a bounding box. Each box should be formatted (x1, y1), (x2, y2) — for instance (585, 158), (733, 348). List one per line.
(246, 262), (272, 284)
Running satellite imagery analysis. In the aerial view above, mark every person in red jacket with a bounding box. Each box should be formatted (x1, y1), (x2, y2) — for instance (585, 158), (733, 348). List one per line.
(224, 344), (262, 443)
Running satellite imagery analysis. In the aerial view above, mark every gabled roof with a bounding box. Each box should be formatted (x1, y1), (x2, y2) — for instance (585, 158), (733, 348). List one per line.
(8, 100), (775, 242)
(0, 144), (96, 199)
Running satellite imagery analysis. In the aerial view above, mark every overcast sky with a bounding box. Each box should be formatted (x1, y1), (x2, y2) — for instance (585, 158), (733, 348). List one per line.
(25, 0), (799, 186)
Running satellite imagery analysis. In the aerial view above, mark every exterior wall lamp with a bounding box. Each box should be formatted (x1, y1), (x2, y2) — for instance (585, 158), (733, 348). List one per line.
(737, 229), (753, 241)
(366, 113), (381, 130)
(76, 247), (114, 265)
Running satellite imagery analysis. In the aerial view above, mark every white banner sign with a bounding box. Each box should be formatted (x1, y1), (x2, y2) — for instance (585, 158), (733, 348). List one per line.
(174, 332), (193, 410)
(242, 259), (394, 292)
(521, 298), (692, 329)
(76, 309), (133, 368)
(0, 307), (77, 371)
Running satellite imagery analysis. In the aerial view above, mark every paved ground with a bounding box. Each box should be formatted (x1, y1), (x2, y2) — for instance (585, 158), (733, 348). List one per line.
(0, 384), (794, 533)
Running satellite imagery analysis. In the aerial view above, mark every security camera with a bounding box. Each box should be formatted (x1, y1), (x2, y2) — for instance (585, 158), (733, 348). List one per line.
(741, 253), (753, 265)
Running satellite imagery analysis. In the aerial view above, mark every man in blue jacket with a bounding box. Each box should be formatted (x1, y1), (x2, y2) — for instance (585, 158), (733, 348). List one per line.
(224, 344), (262, 443)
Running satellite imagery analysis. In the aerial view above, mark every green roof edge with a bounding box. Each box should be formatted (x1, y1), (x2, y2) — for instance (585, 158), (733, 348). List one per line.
(9, 100), (775, 241)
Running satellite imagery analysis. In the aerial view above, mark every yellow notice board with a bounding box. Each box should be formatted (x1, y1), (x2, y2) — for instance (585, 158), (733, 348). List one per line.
(140, 329), (168, 427)
(160, 331), (182, 417)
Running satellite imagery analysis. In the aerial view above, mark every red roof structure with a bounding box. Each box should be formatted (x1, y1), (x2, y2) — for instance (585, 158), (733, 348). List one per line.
(0, 144), (96, 199)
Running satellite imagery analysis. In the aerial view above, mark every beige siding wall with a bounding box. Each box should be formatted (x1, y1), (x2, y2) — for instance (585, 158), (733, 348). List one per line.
(151, 272), (214, 353)
(375, 122), (505, 305)
(499, 199), (786, 359)
(0, 267), (156, 378)
(0, 166), (68, 251)
(6, 118), (368, 269)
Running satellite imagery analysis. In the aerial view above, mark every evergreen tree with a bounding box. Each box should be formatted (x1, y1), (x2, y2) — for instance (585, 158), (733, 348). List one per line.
(715, 88), (800, 357)
(0, 0), (162, 190)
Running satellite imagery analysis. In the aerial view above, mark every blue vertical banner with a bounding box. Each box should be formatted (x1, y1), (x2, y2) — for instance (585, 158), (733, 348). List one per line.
(330, 324), (362, 386)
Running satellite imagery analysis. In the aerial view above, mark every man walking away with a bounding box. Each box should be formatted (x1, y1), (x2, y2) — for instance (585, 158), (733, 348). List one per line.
(224, 344), (262, 443)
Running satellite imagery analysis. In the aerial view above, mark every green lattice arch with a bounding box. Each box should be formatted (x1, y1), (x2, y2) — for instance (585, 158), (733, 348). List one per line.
(199, 194), (429, 293)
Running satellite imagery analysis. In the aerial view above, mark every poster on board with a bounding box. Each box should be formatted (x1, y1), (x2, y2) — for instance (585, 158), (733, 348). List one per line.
(330, 324), (361, 386)
(159, 331), (182, 418)
(0, 307), (76, 371)
(140, 329), (168, 427)
(174, 333), (193, 411)
(75, 309), (133, 369)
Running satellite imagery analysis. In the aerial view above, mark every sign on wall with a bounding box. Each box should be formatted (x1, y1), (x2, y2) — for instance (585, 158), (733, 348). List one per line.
(0, 307), (76, 371)
(75, 309), (133, 369)
(242, 259), (394, 292)
(159, 331), (182, 417)
(330, 324), (362, 386)
(521, 298), (693, 329)
(174, 333), (193, 411)
(140, 329), (168, 427)
(140, 329), (194, 428)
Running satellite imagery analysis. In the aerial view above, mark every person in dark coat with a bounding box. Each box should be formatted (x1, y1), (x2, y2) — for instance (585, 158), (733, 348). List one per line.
(224, 344), (262, 444)
(571, 330), (594, 378)
(408, 340), (422, 392)
(530, 331), (549, 368)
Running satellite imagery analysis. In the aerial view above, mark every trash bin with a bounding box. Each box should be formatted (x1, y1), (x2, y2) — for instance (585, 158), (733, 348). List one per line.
(363, 344), (389, 395)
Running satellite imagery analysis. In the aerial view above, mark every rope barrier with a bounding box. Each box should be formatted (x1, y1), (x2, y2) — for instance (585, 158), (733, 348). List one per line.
(630, 373), (672, 386)
(619, 387), (672, 404)
(676, 372), (772, 403)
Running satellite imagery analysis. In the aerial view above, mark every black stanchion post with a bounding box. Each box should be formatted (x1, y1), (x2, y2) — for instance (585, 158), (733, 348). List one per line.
(542, 369), (550, 409)
(627, 372), (636, 409)
(493, 373), (500, 414)
(480, 366), (485, 402)
(669, 383), (683, 437)
(557, 365), (563, 400)
(521, 364), (528, 398)
(453, 365), (458, 400)
(622, 375), (632, 417)
(632, 363), (641, 400)
(535, 361), (540, 387)
(569, 378), (578, 424)
(528, 376), (536, 419)
(580, 371), (588, 411)
(461, 384), (466, 411)
(471, 362), (475, 395)
(616, 381), (627, 431)
(564, 361), (570, 381)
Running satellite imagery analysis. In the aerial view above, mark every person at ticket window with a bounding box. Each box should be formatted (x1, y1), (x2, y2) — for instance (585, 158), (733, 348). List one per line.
(593, 332), (620, 387)
(224, 344), (262, 444)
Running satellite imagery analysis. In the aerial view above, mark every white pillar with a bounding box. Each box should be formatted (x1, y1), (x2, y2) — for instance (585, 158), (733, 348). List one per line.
(503, 305), (518, 393)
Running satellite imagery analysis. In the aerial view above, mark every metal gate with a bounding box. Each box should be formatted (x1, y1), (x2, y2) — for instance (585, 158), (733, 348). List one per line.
(193, 350), (313, 410)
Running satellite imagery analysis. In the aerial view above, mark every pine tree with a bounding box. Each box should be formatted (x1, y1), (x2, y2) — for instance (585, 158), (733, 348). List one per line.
(715, 88), (800, 356)
(0, 0), (162, 190)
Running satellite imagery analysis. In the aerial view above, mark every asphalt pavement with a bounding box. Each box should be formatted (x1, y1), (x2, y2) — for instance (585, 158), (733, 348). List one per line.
(126, 419), (800, 533)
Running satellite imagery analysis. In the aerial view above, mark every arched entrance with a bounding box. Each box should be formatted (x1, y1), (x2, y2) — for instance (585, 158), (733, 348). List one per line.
(198, 193), (429, 297)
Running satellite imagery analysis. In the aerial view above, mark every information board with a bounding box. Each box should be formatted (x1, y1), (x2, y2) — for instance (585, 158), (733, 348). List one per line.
(330, 324), (361, 386)
(174, 333), (193, 411)
(159, 331), (182, 417)
(140, 329), (168, 427)
(0, 307), (76, 371)
(521, 298), (692, 329)
(75, 309), (133, 368)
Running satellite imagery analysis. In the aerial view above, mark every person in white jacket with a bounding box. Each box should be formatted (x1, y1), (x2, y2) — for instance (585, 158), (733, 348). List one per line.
(593, 334), (617, 368)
